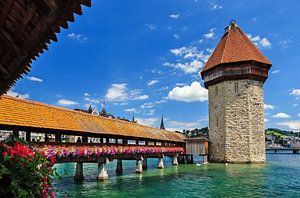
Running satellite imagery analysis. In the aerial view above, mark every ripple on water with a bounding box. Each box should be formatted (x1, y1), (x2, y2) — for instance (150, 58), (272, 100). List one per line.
(54, 155), (300, 197)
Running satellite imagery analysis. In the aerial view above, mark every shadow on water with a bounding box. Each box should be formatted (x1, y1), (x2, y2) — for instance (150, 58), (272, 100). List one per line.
(54, 155), (300, 197)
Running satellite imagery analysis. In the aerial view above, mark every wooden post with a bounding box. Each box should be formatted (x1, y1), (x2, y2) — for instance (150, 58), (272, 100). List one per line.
(82, 135), (88, 143)
(13, 128), (19, 138)
(26, 131), (31, 142)
(74, 162), (84, 181)
(116, 159), (123, 175)
(142, 158), (148, 170)
(55, 133), (61, 142)
(45, 133), (49, 142)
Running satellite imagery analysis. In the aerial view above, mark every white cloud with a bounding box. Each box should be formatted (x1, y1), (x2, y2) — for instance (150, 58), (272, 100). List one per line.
(105, 83), (148, 102)
(203, 28), (215, 39)
(290, 89), (300, 96)
(148, 80), (158, 86)
(26, 76), (43, 83)
(7, 91), (29, 99)
(140, 102), (154, 109)
(277, 121), (300, 131)
(84, 97), (100, 104)
(106, 83), (127, 101)
(84, 93), (90, 96)
(272, 113), (291, 118)
(145, 24), (156, 30)
(166, 46), (210, 74)
(146, 109), (155, 116)
(293, 104), (298, 107)
(264, 118), (269, 122)
(134, 95), (149, 100)
(164, 60), (203, 74)
(125, 108), (136, 112)
(155, 98), (167, 104)
(166, 118), (208, 131)
(211, 3), (223, 10)
(67, 33), (88, 43)
(168, 81), (208, 102)
(271, 69), (280, 74)
(247, 34), (272, 48)
(57, 99), (78, 106)
(264, 104), (275, 110)
(278, 39), (292, 48)
(173, 34), (179, 39)
(136, 117), (159, 127)
(169, 14), (180, 19)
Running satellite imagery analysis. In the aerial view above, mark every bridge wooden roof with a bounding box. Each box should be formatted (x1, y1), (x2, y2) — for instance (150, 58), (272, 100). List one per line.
(201, 22), (272, 73)
(0, 0), (91, 95)
(0, 95), (185, 143)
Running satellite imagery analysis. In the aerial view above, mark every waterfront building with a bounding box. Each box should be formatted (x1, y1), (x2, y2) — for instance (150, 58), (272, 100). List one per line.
(201, 21), (272, 163)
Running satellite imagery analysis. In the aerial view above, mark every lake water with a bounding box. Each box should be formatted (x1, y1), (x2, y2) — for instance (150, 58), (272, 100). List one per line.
(54, 154), (300, 197)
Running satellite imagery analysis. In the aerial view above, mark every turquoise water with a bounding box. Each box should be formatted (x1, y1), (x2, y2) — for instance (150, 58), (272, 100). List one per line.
(54, 154), (300, 197)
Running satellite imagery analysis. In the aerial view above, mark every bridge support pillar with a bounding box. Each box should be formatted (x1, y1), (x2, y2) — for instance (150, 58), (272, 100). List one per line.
(74, 162), (84, 181)
(172, 155), (178, 166)
(293, 150), (299, 154)
(116, 159), (123, 175)
(97, 161), (108, 180)
(157, 156), (164, 169)
(203, 155), (208, 164)
(136, 157), (143, 174)
(142, 158), (147, 170)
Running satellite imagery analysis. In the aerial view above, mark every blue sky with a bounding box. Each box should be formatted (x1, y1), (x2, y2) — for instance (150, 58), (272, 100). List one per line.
(8, 0), (300, 131)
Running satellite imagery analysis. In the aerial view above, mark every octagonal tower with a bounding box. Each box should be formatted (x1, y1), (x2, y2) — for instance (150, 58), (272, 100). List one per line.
(201, 21), (272, 163)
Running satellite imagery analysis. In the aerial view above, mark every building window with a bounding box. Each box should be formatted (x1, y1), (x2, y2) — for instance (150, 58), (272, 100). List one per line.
(234, 82), (239, 94)
(215, 86), (218, 96)
(216, 116), (219, 127)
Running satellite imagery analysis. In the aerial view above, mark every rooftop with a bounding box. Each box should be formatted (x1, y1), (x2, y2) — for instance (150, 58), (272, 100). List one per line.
(0, 95), (185, 142)
(201, 21), (272, 73)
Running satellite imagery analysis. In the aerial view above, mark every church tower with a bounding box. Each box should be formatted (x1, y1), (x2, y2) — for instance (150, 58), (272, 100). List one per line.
(160, 115), (165, 130)
(201, 21), (272, 163)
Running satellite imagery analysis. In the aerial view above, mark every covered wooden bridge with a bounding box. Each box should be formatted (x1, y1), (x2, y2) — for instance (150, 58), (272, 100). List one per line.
(0, 95), (185, 180)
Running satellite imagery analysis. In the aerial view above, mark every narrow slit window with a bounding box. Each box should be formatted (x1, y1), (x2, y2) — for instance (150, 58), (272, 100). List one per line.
(215, 86), (218, 96)
(216, 116), (219, 127)
(234, 83), (239, 94)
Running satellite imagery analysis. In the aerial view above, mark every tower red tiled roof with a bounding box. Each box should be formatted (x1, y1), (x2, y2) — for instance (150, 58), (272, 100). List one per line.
(201, 23), (272, 73)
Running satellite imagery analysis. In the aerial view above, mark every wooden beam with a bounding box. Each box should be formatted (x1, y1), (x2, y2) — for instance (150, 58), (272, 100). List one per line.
(14, 3), (37, 43)
(0, 0), (13, 26)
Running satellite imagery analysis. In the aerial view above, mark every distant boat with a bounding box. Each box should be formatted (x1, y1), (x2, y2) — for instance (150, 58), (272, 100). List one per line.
(196, 163), (202, 166)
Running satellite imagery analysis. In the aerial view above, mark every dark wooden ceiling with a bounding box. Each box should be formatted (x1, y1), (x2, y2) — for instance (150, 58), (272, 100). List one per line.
(0, 0), (91, 95)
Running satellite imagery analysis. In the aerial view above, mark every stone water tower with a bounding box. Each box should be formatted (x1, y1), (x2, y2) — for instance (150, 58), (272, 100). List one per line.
(200, 21), (272, 163)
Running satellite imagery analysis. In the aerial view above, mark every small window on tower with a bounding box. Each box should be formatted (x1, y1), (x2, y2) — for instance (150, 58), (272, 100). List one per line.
(234, 82), (239, 94)
(216, 116), (219, 127)
(215, 86), (218, 96)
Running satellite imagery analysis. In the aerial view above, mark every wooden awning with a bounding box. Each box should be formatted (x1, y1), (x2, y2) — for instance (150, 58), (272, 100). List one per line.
(0, 0), (91, 95)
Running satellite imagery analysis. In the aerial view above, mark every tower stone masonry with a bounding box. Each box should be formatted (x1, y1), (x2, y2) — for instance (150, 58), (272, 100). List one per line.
(201, 21), (272, 163)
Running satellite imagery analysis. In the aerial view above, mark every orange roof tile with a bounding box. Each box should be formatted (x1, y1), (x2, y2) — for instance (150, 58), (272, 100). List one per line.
(201, 23), (272, 73)
(0, 95), (184, 142)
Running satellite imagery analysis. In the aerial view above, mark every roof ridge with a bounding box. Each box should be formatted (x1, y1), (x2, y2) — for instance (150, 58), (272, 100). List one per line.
(1, 95), (175, 133)
(220, 30), (230, 64)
